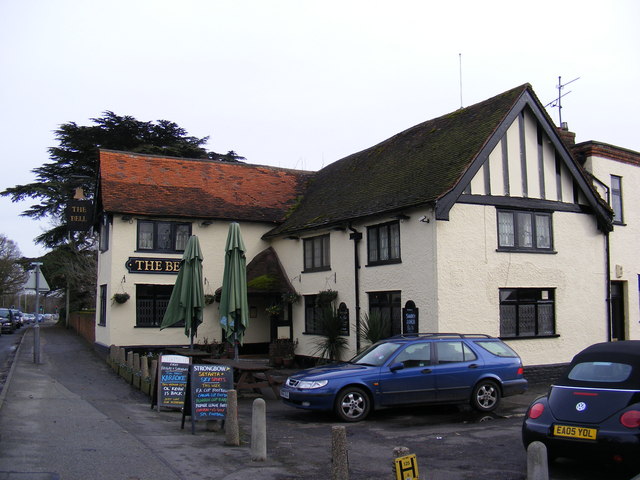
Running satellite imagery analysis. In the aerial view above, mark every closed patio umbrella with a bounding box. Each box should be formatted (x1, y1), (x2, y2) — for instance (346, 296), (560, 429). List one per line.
(160, 235), (204, 349)
(219, 222), (249, 360)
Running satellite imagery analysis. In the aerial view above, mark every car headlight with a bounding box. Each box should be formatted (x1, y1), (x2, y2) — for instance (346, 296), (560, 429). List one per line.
(296, 380), (329, 389)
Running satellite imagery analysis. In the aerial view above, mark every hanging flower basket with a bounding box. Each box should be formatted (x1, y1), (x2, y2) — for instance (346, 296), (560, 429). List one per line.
(112, 292), (130, 304)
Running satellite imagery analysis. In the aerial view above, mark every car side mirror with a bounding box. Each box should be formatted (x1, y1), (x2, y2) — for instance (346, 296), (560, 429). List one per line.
(389, 362), (404, 372)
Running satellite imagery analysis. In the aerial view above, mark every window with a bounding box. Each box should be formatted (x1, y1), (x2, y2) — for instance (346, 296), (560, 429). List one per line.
(436, 341), (477, 364)
(99, 214), (110, 252)
(611, 175), (623, 223)
(367, 221), (401, 265)
(304, 295), (323, 334)
(500, 288), (555, 338)
(497, 210), (552, 252)
(137, 220), (191, 252)
(368, 291), (401, 337)
(303, 235), (330, 272)
(98, 285), (107, 326)
(136, 284), (177, 327)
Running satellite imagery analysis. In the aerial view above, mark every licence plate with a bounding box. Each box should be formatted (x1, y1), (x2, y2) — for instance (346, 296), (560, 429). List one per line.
(280, 390), (289, 399)
(553, 424), (597, 440)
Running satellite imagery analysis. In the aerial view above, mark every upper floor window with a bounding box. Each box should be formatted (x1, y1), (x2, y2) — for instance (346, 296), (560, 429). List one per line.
(499, 288), (555, 338)
(303, 234), (330, 272)
(367, 221), (401, 265)
(611, 175), (623, 224)
(497, 209), (553, 252)
(137, 220), (191, 252)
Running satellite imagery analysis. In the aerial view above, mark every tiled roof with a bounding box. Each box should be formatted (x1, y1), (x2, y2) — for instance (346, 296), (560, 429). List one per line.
(266, 84), (531, 237)
(98, 150), (314, 223)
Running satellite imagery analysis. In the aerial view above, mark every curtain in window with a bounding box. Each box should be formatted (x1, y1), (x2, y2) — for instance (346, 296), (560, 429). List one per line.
(535, 215), (551, 249)
(157, 223), (172, 250)
(175, 225), (190, 250)
(139, 222), (154, 249)
(498, 212), (515, 247)
(379, 227), (389, 260)
(517, 213), (533, 248)
(390, 223), (400, 258)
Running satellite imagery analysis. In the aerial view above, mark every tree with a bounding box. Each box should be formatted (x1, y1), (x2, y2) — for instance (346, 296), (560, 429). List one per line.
(2, 111), (242, 249)
(1, 112), (243, 311)
(0, 234), (29, 300)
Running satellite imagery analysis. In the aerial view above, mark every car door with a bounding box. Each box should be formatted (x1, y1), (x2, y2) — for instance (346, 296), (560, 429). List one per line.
(377, 342), (437, 406)
(432, 341), (482, 402)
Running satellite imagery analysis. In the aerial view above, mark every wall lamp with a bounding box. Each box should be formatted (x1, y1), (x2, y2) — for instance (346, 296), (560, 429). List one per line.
(121, 215), (133, 222)
(200, 220), (213, 227)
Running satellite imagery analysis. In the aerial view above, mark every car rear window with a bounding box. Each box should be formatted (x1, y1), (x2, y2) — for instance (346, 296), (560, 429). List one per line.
(0, 308), (10, 318)
(568, 361), (632, 383)
(474, 340), (519, 358)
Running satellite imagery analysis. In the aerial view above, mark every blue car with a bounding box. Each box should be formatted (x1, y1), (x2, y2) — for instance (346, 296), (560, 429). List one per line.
(522, 340), (640, 468)
(280, 333), (527, 421)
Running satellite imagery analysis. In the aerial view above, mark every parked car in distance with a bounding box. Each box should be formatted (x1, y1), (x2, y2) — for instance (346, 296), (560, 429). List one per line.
(522, 340), (640, 468)
(10, 309), (23, 328)
(0, 308), (17, 333)
(281, 333), (528, 422)
(22, 313), (35, 324)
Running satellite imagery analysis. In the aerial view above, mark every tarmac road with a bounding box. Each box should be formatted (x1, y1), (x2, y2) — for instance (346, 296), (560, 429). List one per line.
(0, 324), (638, 480)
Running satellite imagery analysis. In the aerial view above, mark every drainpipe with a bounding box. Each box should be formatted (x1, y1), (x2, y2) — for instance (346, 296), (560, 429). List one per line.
(348, 225), (362, 352)
(605, 231), (612, 342)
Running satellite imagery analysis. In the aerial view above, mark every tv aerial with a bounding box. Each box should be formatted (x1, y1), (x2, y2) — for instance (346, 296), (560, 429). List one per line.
(545, 76), (580, 127)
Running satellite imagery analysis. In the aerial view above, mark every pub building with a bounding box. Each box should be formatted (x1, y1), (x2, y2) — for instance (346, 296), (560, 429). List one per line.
(94, 84), (639, 368)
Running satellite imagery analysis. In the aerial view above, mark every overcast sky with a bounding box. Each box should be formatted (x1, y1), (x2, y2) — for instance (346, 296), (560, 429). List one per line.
(1, 0), (638, 258)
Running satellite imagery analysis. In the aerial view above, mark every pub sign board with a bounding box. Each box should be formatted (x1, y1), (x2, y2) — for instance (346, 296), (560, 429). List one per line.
(126, 257), (182, 274)
(155, 354), (190, 411)
(66, 199), (93, 232)
(402, 301), (419, 335)
(182, 364), (233, 433)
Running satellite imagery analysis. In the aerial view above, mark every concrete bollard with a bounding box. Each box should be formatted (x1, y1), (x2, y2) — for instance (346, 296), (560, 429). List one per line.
(141, 356), (150, 395)
(225, 389), (240, 446)
(392, 446), (411, 479)
(527, 441), (549, 480)
(133, 353), (141, 389)
(150, 359), (158, 396)
(251, 398), (267, 461)
(331, 425), (349, 480)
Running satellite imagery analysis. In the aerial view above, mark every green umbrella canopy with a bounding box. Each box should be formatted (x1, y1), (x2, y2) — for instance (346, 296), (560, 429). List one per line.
(160, 235), (205, 345)
(219, 222), (249, 347)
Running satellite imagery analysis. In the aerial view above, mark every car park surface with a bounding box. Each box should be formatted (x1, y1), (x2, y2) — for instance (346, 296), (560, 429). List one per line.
(281, 333), (527, 421)
(522, 340), (640, 469)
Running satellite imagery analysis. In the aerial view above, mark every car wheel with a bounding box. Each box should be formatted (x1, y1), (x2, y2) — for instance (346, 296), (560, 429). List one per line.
(471, 380), (500, 412)
(335, 387), (371, 422)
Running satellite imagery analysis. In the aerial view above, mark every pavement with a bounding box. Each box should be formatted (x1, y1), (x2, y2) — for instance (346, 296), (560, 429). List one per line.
(0, 323), (551, 480)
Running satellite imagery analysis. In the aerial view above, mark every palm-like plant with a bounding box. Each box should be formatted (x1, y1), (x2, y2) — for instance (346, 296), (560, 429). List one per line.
(312, 307), (349, 363)
(358, 311), (391, 350)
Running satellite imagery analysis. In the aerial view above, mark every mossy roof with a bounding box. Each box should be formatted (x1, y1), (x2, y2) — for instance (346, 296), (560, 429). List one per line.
(266, 84), (531, 237)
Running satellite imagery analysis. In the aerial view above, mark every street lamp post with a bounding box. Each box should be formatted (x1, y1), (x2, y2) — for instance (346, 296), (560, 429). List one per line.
(31, 261), (43, 364)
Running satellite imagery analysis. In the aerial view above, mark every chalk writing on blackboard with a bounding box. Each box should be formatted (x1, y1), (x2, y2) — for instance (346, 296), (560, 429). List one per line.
(157, 354), (190, 410)
(190, 364), (233, 420)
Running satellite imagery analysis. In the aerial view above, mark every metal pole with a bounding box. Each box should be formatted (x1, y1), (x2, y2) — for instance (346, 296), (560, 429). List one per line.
(32, 262), (43, 364)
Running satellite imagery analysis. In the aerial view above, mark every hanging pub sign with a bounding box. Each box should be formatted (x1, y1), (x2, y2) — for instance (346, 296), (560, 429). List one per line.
(66, 200), (92, 232)
(337, 302), (349, 336)
(402, 301), (419, 335)
(126, 257), (182, 274)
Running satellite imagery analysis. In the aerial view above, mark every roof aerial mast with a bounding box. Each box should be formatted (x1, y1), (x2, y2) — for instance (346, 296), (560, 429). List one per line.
(545, 76), (580, 127)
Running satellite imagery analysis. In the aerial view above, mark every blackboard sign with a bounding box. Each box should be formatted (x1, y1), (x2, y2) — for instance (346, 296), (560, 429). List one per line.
(402, 301), (419, 335)
(156, 354), (190, 410)
(338, 302), (349, 336)
(190, 364), (233, 419)
(182, 364), (233, 433)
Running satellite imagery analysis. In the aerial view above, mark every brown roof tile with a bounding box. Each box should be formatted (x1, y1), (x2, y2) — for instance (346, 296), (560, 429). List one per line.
(98, 150), (313, 223)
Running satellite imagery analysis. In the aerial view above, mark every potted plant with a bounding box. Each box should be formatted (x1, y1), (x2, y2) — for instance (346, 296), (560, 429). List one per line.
(112, 292), (130, 304)
(269, 338), (297, 367)
(204, 294), (216, 305)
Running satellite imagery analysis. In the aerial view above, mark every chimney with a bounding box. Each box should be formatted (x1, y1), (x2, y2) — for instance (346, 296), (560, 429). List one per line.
(557, 122), (576, 147)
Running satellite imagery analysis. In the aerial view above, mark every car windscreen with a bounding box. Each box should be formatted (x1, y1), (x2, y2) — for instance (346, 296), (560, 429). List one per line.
(0, 308), (10, 318)
(350, 342), (403, 366)
(473, 340), (519, 358)
(568, 361), (632, 383)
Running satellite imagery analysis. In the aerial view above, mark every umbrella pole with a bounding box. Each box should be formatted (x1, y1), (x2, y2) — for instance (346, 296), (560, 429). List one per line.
(233, 331), (239, 360)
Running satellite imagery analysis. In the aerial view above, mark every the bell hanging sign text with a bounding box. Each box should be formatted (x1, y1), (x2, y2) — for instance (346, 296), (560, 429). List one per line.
(66, 200), (92, 232)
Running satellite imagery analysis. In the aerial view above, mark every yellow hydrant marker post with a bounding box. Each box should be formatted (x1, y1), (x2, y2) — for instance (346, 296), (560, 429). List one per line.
(394, 453), (419, 480)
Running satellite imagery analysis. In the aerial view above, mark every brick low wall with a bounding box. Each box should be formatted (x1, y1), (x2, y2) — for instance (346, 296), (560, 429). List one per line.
(524, 363), (568, 385)
(69, 311), (96, 345)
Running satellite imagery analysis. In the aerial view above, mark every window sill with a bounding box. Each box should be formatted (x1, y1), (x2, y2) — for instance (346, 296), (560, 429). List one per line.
(366, 259), (402, 267)
(302, 267), (331, 274)
(499, 334), (559, 340)
(496, 248), (557, 254)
